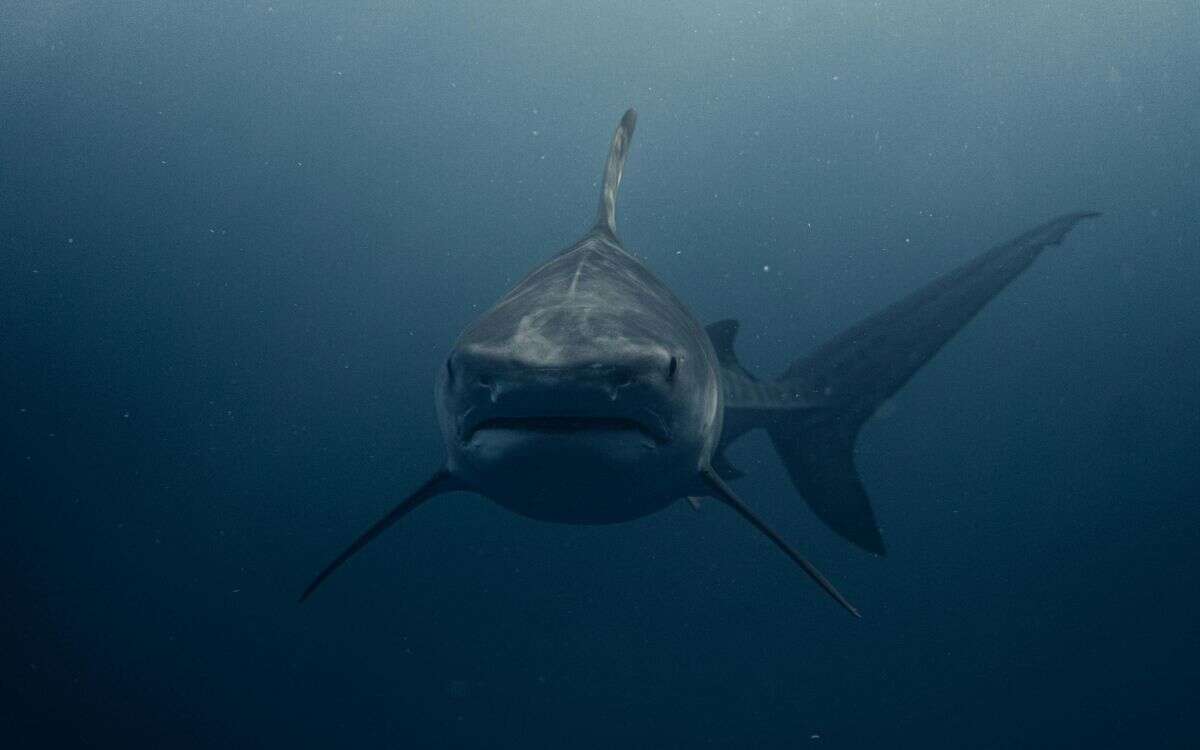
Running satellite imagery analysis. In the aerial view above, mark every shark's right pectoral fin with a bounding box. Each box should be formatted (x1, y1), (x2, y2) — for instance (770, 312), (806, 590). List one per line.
(701, 466), (860, 618)
(299, 467), (464, 602)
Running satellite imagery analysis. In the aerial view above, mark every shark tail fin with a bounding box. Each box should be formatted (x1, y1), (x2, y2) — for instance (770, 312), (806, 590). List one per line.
(594, 108), (637, 239)
(762, 212), (1099, 555)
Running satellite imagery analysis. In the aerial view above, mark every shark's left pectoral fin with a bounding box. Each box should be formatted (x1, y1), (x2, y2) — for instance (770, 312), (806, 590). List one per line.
(701, 466), (860, 618)
(299, 468), (464, 603)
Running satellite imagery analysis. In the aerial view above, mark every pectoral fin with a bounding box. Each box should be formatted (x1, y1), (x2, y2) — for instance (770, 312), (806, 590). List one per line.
(710, 450), (746, 481)
(701, 466), (860, 618)
(300, 468), (464, 602)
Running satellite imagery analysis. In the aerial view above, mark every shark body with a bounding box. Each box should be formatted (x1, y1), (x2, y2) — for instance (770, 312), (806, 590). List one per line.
(301, 110), (1097, 616)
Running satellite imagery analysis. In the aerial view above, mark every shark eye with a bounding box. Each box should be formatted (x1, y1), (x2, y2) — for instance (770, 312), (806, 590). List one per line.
(667, 355), (678, 381)
(445, 357), (454, 383)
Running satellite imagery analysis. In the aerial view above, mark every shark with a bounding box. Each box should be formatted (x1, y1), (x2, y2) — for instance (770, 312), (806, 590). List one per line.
(300, 109), (1097, 616)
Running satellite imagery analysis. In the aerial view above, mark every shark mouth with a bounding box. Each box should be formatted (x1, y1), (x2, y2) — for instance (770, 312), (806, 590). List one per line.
(463, 415), (669, 445)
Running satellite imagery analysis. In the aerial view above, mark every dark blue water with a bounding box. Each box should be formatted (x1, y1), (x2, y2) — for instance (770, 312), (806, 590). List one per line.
(3, 3), (1197, 747)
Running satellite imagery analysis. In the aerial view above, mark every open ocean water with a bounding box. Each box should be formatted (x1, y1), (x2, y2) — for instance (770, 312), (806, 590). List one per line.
(2, 2), (1198, 747)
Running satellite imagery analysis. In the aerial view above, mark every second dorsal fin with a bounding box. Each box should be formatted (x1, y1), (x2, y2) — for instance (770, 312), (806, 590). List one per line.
(705, 319), (757, 382)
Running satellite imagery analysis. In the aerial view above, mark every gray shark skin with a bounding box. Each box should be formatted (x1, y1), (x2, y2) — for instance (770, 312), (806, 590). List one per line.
(300, 109), (1098, 617)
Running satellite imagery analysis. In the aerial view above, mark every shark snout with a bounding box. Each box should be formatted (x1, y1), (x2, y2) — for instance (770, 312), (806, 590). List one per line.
(447, 343), (677, 398)
(468, 366), (634, 403)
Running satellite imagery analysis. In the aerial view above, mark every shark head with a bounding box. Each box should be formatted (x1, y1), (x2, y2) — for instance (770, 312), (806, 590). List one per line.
(435, 231), (721, 523)
(433, 109), (721, 523)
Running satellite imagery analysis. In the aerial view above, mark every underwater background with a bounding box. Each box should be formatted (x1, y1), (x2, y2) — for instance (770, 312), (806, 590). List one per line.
(2, 2), (1198, 747)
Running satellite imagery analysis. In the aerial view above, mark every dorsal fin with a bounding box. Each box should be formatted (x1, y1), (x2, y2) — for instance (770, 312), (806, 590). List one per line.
(706, 319), (741, 365)
(594, 108), (637, 239)
(705, 319), (757, 381)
